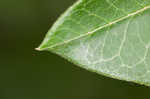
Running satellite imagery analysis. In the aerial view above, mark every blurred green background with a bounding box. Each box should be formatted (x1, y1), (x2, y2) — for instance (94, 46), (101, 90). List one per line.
(0, 0), (150, 99)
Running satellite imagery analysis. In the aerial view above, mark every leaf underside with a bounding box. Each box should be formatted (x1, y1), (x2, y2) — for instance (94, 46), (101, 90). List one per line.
(37, 0), (150, 86)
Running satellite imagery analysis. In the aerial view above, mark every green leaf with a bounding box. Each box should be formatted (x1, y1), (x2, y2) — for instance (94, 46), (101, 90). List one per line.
(37, 0), (150, 86)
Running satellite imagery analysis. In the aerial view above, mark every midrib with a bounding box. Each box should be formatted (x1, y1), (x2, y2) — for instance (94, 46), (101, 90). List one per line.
(39, 5), (150, 50)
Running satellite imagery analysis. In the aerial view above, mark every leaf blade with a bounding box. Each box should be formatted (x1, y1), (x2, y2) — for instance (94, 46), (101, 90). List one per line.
(37, 0), (150, 86)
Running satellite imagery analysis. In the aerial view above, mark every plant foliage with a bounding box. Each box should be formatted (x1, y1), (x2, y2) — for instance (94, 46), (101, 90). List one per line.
(37, 0), (150, 86)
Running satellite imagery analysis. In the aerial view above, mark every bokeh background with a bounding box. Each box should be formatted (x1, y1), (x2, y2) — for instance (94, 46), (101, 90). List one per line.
(0, 0), (150, 99)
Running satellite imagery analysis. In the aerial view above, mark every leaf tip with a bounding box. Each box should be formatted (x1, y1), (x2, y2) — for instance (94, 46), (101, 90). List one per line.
(35, 47), (43, 51)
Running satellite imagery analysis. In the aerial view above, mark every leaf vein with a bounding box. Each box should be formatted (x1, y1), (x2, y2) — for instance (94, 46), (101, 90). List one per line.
(40, 5), (150, 50)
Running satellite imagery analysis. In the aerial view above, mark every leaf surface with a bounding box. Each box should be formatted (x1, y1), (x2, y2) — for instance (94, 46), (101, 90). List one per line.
(37, 0), (150, 86)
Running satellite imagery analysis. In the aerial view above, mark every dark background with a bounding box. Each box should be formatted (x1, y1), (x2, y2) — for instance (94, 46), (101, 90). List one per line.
(0, 0), (150, 99)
